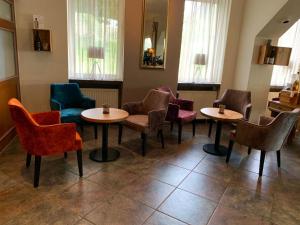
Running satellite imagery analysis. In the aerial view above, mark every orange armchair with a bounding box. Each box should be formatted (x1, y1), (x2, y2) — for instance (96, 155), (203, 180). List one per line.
(8, 98), (83, 188)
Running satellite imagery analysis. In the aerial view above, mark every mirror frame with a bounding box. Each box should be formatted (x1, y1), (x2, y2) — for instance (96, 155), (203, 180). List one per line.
(140, 0), (169, 70)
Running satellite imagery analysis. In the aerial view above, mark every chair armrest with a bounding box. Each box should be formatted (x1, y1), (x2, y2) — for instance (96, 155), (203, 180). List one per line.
(259, 115), (273, 126)
(31, 111), (60, 125)
(81, 96), (96, 109)
(36, 123), (78, 155)
(174, 98), (194, 111)
(148, 109), (167, 133)
(50, 98), (62, 111)
(123, 101), (143, 115)
(213, 99), (222, 107)
(166, 103), (179, 121)
(244, 103), (252, 120)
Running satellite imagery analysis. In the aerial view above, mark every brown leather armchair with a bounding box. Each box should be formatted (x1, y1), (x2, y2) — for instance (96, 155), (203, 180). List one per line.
(209, 89), (252, 137)
(118, 89), (170, 156)
(226, 108), (300, 177)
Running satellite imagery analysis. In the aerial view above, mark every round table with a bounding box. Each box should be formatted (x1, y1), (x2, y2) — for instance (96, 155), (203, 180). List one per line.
(200, 107), (243, 156)
(81, 108), (129, 162)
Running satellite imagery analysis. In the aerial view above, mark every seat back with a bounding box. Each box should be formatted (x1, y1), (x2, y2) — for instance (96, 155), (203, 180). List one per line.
(50, 83), (83, 109)
(142, 89), (170, 113)
(219, 89), (251, 117)
(156, 86), (176, 103)
(264, 108), (300, 151)
(8, 98), (39, 153)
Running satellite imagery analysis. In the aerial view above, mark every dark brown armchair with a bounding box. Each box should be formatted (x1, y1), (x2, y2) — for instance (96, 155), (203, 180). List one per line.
(209, 89), (252, 137)
(226, 108), (300, 177)
(118, 89), (170, 156)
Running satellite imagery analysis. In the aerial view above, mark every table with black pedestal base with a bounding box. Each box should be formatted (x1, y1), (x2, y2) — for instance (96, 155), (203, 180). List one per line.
(200, 107), (243, 156)
(81, 108), (129, 162)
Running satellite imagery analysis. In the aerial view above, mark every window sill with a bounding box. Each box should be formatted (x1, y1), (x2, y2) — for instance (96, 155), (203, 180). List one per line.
(177, 83), (220, 91)
(269, 86), (283, 92)
(69, 79), (122, 89)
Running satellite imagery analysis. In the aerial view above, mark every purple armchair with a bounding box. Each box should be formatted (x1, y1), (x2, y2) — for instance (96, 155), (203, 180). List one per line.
(209, 89), (252, 137)
(157, 87), (197, 144)
(119, 89), (170, 156)
(227, 108), (300, 177)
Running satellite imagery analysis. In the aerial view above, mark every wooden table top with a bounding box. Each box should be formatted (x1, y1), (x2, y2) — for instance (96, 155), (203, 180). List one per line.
(81, 108), (129, 124)
(200, 107), (243, 121)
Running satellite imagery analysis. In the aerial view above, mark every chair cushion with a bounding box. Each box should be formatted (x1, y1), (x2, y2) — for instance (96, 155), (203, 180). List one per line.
(124, 115), (149, 132)
(61, 108), (84, 124)
(177, 110), (197, 123)
(75, 132), (83, 150)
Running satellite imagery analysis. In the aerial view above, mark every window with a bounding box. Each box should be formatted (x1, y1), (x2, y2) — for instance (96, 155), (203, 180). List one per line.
(68, 0), (124, 81)
(178, 0), (231, 84)
(271, 19), (300, 87)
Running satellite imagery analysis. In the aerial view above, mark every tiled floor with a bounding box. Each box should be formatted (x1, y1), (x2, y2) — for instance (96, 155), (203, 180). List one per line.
(1, 122), (300, 225)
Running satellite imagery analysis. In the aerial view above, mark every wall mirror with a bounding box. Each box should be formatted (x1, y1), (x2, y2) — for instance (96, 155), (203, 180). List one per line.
(140, 0), (168, 69)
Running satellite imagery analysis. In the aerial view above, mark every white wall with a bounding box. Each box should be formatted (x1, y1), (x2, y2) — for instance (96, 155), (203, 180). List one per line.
(232, 0), (288, 121)
(234, 0), (288, 90)
(15, 0), (68, 112)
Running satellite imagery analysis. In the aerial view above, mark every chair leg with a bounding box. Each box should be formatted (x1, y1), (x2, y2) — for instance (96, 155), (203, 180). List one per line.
(226, 140), (234, 163)
(64, 152), (68, 159)
(178, 122), (182, 144)
(159, 129), (165, 149)
(94, 125), (98, 139)
(80, 125), (84, 133)
(276, 150), (281, 168)
(118, 124), (123, 144)
(34, 156), (41, 188)
(76, 150), (83, 177)
(248, 147), (252, 155)
(170, 122), (174, 132)
(26, 153), (31, 168)
(208, 120), (213, 137)
(259, 151), (266, 177)
(192, 119), (196, 137)
(141, 133), (147, 156)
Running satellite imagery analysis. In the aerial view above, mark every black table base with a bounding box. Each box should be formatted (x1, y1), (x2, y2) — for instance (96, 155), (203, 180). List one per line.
(203, 144), (228, 156)
(89, 123), (120, 162)
(203, 120), (228, 157)
(89, 148), (120, 162)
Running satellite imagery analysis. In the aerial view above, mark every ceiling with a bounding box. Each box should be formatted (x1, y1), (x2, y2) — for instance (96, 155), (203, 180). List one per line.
(258, 0), (300, 38)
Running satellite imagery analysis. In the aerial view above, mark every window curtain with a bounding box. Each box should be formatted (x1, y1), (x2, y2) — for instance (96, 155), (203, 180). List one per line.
(68, 0), (124, 81)
(178, 0), (231, 84)
(271, 19), (300, 86)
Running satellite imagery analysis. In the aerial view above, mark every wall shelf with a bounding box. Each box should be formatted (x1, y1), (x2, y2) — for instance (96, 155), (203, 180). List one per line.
(257, 45), (291, 66)
(32, 29), (51, 52)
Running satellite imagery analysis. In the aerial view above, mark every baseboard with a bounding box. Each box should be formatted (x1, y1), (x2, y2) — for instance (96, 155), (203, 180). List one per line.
(0, 127), (16, 153)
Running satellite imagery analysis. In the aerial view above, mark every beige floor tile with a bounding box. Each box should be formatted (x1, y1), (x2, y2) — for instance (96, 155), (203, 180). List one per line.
(219, 186), (273, 219)
(145, 161), (190, 186)
(179, 172), (227, 202)
(85, 194), (154, 225)
(208, 206), (265, 225)
(144, 211), (187, 225)
(87, 164), (140, 193)
(56, 179), (115, 217)
(120, 176), (175, 208)
(159, 189), (217, 225)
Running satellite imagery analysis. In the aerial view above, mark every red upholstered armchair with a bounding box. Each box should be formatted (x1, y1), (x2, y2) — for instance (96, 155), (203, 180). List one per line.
(157, 87), (197, 144)
(8, 98), (83, 188)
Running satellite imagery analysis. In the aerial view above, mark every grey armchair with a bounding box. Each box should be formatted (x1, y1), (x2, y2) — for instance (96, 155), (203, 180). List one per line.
(226, 108), (300, 177)
(209, 89), (252, 137)
(118, 89), (170, 156)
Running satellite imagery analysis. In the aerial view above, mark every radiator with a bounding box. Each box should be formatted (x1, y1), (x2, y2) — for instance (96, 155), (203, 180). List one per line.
(80, 88), (119, 108)
(178, 90), (218, 119)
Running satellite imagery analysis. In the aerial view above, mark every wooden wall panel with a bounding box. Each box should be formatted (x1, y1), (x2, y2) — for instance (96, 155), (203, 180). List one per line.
(0, 77), (18, 140)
